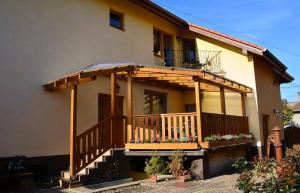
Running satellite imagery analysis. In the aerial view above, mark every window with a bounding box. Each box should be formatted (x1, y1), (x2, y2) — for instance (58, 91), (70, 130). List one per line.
(153, 29), (174, 66)
(144, 90), (167, 114)
(153, 30), (162, 56)
(110, 10), (124, 30)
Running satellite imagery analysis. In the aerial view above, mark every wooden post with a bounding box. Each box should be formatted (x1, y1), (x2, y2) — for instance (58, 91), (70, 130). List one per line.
(241, 93), (247, 117)
(220, 87), (227, 134)
(69, 85), (77, 179)
(194, 80), (203, 144)
(220, 87), (226, 114)
(127, 73), (133, 143)
(111, 72), (116, 147)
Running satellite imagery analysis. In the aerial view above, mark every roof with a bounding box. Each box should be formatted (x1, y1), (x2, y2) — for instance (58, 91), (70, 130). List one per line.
(129, 0), (187, 28)
(43, 63), (252, 93)
(189, 23), (266, 53)
(130, 0), (293, 83)
(289, 102), (300, 112)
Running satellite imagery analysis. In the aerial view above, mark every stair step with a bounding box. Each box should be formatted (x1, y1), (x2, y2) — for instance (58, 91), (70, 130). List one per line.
(60, 149), (125, 188)
(61, 170), (70, 180)
(59, 178), (82, 189)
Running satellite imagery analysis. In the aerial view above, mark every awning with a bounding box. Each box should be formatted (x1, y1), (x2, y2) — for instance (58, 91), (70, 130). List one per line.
(43, 63), (252, 93)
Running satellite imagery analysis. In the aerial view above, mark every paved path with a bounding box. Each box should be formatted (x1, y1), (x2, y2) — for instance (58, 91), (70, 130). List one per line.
(9, 174), (241, 193)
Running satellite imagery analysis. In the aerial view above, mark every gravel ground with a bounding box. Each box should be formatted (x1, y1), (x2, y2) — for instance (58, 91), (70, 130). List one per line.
(85, 173), (241, 193)
(6, 173), (241, 193)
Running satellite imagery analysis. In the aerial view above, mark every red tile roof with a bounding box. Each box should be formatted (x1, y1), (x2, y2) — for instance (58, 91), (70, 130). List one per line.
(188, 23), (266, 51)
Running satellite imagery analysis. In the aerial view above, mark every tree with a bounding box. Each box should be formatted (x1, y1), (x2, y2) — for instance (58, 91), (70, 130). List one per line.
(283, 102), (294, 126)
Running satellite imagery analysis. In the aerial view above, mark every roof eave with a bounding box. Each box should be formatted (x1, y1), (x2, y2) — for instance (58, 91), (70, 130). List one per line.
(262, 50), (294, 83)
(129, 0), (188, 28)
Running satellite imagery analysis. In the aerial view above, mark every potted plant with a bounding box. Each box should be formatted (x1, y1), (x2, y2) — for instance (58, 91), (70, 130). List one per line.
(144, 156), (167, 183)
(168, 152), (188, 182)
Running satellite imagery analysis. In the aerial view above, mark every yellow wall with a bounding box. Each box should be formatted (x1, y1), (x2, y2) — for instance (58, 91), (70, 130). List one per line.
(0, 0), (284, 157)
(0, 0), (184, 157)
(190, 35), (261, 140)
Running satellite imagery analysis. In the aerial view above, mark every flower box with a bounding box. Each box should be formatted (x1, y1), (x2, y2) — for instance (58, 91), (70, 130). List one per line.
(200, 138), (254, 149)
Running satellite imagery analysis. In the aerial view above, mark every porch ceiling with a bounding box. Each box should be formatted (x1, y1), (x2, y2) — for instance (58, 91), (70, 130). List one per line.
(43, 63), (252, 93)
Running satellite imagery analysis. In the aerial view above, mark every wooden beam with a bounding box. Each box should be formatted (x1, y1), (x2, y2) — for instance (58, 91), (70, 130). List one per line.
(241, 93), (247, 117)
(220, 87), (226, 115)
(69, 85), (77, 179)
(127, 74), (133, 143)
(111, 72), (116, 147)
(195, 80), (203, 144)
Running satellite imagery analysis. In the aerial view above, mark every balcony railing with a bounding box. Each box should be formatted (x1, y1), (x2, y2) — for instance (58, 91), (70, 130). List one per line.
(154, 50), (222, 73)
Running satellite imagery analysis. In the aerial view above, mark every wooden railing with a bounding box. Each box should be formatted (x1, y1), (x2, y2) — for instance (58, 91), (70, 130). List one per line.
(75, 115), (126, 173)
(131, 112), (197, 143)
(201, 112), (249, 137)
(128, 112), (249, 144)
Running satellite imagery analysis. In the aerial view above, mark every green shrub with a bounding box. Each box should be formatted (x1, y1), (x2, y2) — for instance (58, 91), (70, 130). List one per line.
(236, 144), (300, 193)
(144, 156), (167, 176)
(164, 138), (173, 143)
(232, 158), (251, 172)
(204, 135), (217, 142)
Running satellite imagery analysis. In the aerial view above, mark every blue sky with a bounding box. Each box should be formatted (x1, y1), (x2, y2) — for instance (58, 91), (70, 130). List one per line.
(154, 0), (300, 102)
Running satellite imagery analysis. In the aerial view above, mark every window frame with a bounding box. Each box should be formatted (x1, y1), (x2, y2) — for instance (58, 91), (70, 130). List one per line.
(109, 9), (124, 31)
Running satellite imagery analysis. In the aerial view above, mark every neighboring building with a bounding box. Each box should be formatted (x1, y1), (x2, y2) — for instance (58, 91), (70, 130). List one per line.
(0, 0), (293, 185)
(287, 92), (300, 127)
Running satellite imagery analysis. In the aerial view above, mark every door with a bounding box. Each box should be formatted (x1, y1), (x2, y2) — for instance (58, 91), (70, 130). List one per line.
(182, 38), (196, 64)
(262, 114), (269, 156)
(163, 34), (173, 67)
(98, 93), (124, 147)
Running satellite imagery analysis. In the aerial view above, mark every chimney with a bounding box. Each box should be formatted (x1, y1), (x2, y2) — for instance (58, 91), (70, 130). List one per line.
(298, 92), (300, 102)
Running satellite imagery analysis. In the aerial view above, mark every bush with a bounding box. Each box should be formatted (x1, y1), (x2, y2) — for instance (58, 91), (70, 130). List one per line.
(236, 144), (300, 193)
(144, 156), (167, 176)
(168, 152), (188, 177)
(232, 158), (251, 172)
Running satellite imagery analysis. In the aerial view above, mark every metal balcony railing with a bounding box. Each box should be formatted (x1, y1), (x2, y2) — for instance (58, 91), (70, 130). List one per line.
(154, 50), (222, 73)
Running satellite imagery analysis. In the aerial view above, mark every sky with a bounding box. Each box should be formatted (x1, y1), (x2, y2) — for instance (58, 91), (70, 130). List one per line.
(153, 0), (300, 102)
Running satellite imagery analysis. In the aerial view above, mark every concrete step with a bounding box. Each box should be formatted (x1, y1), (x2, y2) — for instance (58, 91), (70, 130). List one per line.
(60, 148), (126, 188)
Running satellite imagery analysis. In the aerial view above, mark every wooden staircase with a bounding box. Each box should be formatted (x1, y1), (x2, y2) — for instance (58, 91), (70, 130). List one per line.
(60, 115), (127, 188)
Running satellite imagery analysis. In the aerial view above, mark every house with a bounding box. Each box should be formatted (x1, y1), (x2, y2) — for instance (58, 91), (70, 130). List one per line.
(287, 92), (300, 127)
(0, 0), (293, 187)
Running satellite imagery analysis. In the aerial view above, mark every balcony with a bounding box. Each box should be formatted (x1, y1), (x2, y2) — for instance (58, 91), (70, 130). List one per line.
(154, 50), (222, 73)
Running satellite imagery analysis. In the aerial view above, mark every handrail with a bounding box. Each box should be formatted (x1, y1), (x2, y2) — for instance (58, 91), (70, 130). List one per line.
(77, 115), (113, 138)
(75, 115), (126, 174)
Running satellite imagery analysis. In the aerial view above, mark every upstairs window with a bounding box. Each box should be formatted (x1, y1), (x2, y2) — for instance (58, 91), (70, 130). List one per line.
(110, 10), (124, 30)
(153, 30), (162, 56)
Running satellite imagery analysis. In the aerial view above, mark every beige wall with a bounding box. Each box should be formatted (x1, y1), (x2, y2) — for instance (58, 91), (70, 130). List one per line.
(253, 56), (284, 142)
(292, 113), (300, 127)
(0, 0), (184, 157)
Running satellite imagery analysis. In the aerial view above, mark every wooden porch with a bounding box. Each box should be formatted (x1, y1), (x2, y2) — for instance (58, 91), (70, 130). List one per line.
(43, 63), (253, 179)
(125, 112), (249, 150)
